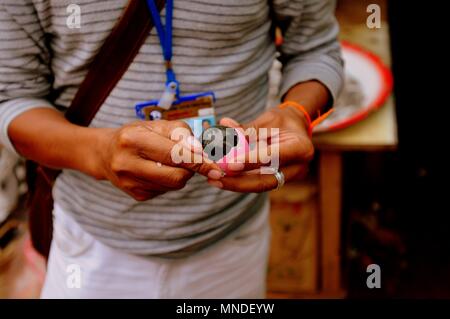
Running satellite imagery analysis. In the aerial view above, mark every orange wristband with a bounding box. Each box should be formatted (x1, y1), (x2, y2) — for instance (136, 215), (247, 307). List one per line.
(278, 101), (334, 137)
(279, 101), (312, 136)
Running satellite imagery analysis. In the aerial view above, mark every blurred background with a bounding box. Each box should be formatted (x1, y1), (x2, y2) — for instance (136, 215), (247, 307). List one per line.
(1, 0), (449, 298)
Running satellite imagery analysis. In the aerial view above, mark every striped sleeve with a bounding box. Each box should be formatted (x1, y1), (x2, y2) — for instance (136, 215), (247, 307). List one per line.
(273, 0), (344, 102)
(0, 1), (55, 155)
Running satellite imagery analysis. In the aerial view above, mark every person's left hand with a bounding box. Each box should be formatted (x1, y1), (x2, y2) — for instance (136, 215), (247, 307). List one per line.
(207, 106), (314, 193)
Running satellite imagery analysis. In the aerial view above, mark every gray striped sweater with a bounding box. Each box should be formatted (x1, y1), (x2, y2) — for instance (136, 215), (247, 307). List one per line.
(0, 0), (343, 257)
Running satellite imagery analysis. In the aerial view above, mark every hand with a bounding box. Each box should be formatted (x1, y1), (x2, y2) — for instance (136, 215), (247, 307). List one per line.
(207, 107), (314, 193)
(94, 120), (223, 201)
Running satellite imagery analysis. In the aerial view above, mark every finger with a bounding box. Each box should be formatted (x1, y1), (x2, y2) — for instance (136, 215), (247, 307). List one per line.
(216, 118), (256, 172)
(227, 132), (313, 173)
(219, 117), (241, 128)
(142, 120), (203, 156)
(219, 118), (251, 141)
(167, 123), (203, 154)
(143, 120), (192, 140)
(223, 134), (274, 173)
(182, 136), (204, 154)
(128, 160), (194, 189)
(167, 140), (223, 178)
(131, 122), (223, 177)
(148, 120), (204, 154)
(208, 164), (308, 193)
(225, 137), (271, 172)
(220, 115), (277, 173)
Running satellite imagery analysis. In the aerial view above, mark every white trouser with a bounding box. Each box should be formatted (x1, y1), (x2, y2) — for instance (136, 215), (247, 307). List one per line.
(41, 201), (270, 299)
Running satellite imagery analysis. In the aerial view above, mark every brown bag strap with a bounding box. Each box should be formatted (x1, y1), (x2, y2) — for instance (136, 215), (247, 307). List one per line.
(65, 0), (166, 126)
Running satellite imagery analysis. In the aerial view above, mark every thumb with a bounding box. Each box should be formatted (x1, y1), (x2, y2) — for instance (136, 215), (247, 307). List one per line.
(220, 117), (258, 137)
(220, 117), (241, 129)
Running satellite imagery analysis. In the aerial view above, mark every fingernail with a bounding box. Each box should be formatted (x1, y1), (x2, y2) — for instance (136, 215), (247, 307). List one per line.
(208, 180), (223, 189)
(227, 162), (245, 171)
(208, 170), (223, 180)
(220, 117), (240, 127)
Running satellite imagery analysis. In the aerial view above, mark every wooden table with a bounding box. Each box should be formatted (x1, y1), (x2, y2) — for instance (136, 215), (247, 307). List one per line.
(314, 96), (397, 297)
(312, 0), (397, 297)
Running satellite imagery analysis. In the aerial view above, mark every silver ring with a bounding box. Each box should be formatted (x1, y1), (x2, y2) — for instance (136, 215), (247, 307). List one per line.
(274, 170), (285, 189)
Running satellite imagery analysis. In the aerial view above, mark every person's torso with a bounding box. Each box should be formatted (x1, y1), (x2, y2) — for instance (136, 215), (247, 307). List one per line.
(36, 0), (275, 256)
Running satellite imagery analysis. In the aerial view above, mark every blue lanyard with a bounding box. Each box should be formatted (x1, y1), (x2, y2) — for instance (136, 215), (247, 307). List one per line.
(146, 0), (177, 86)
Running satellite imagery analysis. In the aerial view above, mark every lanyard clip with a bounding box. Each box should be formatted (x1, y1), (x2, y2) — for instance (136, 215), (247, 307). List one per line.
(158, 81), (178, 109)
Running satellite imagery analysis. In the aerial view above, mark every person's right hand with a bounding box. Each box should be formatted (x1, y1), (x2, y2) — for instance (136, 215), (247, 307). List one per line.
(93, 120), (223, 201)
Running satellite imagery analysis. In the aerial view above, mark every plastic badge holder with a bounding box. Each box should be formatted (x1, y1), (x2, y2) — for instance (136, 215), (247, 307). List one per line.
(135, 92), (216, 120)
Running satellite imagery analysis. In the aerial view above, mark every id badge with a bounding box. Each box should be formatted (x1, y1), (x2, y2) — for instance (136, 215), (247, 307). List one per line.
(135, 91), (216, 139)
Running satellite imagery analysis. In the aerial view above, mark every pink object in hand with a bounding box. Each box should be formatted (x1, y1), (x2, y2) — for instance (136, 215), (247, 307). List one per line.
(216, 128), (249, 175)
(201, 125), (249, 176)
